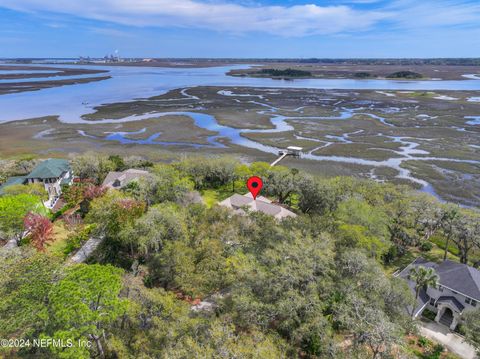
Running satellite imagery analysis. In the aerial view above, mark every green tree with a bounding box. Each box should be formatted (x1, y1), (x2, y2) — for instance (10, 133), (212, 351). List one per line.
(441, 205), (460, 261)
(86, 192), (145, 264)
(297, 177), (339, 215)
(408, 266), (438, 317)
(336, 198), (389, 240)
(463, 308), (480, 354)
(46, 264), (127, 358)
(0, 194), (47, 243)
(0, 249), (59, 340)
(108, 155), (125, 171)
(135, 165), (194, 205)
(71, 152), (115, 184)
(120, 203), (188, 258)
(166, 319), (288, 358)
(264, 166), (298, 204)
(450, 210), (480, 264)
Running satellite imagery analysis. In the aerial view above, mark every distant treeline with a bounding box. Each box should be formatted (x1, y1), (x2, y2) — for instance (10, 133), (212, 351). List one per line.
(294, 58), (480, 66)
(257, 68), (312, 77)
(159, 58), (480, 66)
(7, 58), (480, 66)
(386, 71), (423, 79)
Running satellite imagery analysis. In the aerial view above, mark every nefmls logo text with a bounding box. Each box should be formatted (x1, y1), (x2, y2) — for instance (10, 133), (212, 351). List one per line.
(34, 339), (92, 348)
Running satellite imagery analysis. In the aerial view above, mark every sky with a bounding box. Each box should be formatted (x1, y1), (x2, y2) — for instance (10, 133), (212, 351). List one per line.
(0, 0), (480, 58)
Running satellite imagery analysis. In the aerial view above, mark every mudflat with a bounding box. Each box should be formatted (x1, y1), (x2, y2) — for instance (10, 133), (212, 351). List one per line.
(1, 85), (478, 206)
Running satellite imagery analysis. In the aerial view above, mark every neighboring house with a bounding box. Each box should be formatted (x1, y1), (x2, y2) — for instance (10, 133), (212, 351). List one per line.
(218, 192), (297, 220)
(0, 159), (72, 209)
(102, 169), (149, 189)
(0, 176), (27, 194)
(396, 257), (480, 330)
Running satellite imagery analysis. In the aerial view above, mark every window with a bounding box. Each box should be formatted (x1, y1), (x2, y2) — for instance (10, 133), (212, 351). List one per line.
(429, 298), (436, 306)
(473, 300), (477, 307)
(438, 285), (444, 292)
(466, 298), (471, 304)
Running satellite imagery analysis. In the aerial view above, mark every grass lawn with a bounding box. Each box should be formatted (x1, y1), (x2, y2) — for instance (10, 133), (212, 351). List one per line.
(385, 242), (460, 275)
(46, 222), (72, 259)
(201, 189), (220, 208)
(200, 182), (246, 208)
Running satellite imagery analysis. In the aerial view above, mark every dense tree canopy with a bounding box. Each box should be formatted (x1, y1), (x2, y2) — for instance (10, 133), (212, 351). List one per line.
(1, 155), (479, 359)
(0, 194), (47, 242)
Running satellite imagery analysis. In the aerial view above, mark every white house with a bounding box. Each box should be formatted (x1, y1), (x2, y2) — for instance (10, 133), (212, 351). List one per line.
(0, 159), (72, 209)
(397, 257), (480, 330)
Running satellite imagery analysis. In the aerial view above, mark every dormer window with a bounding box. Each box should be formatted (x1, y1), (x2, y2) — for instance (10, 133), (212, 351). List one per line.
(466, 298), (472, 304)
(438, 285), (444, 292)
(473, 300), (477, 307)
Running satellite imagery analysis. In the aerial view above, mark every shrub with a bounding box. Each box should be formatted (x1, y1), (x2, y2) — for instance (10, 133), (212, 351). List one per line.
(422, 309), (437, 321)
(419, 241), (433, 252)
(64, 225), (94, 256)
(417, 336), (431, 348)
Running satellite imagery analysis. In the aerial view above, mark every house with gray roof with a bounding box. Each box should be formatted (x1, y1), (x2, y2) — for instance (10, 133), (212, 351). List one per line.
(396, 257), (480, 330)
(218, 193), (297, 220)
(102, 169), (149, 189)
(0, 159), (72, 209)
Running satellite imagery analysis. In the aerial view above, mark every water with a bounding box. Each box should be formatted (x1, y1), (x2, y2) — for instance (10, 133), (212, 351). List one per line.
(1, 64), (479, 202)
(75, 101), (479, 201)
(0, 70), (62, 75)
(465, 116), (480, 125)
(1, 64), (480, 124)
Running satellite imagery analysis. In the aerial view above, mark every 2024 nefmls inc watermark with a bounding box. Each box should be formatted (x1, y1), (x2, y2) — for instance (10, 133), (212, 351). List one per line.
(1, 338), (92, 349)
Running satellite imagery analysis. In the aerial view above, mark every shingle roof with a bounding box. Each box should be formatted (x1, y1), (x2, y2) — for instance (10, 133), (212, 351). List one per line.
(218, 193), (296, 220)
(102, 169), (150, 188)
(26, 159), (70, 179)
(435, 260), (480, 300)
(399, 257), (480, 301)
(437, 296), (465, 312)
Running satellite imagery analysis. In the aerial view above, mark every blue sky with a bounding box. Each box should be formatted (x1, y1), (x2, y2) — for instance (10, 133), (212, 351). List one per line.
(0, 0), (479, 58)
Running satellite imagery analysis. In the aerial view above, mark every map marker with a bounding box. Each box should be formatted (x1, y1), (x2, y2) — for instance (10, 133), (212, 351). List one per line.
(247, 176), (263, 200)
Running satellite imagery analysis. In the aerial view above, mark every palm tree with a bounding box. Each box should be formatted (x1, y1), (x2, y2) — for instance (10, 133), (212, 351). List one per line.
(409, 266), (439, 317)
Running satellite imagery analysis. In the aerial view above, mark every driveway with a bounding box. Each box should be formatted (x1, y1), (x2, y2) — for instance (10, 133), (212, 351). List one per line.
(418, 319), (477, 359)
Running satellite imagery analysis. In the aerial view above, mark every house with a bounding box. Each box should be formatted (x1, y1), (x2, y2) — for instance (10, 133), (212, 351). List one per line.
(0, 176), (27, 194)
(102, 169), (149, 189)
(218, 192), (297, 220)
(25, 159), (72, 208)
(396, 257), (480, 330)
(0, 159), (72, 208)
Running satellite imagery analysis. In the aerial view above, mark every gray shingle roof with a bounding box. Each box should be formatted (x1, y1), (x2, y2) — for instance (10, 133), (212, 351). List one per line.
(102, 169), (150, 188)
(437, 296), (465, 312)
(218, 193), (296, 220)
(435, 260), (480, 300)
(399, 257), (480, 301)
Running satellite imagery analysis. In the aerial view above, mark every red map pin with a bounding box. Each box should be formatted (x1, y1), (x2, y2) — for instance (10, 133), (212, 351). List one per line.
(247, 176), (263, 200)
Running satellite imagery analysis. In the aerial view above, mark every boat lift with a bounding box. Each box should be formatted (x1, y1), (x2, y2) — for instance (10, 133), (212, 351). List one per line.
(270, 146), (303, 167)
